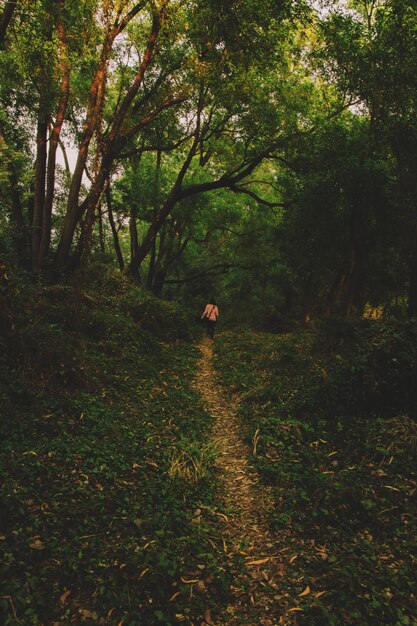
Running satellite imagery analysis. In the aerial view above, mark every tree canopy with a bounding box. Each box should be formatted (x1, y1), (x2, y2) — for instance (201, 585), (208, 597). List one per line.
(1, 0), (417, 321)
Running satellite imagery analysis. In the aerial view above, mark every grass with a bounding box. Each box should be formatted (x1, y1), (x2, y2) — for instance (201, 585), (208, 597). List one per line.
(0, 274), (230, 625)
(214, 325), (417, 625)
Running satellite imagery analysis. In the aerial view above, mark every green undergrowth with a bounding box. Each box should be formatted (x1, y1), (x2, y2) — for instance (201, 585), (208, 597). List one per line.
(214, 322), (417, 625)
(0, 271), (229, 625)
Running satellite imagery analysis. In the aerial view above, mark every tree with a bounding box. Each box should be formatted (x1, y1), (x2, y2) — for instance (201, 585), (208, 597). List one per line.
(316, 0), (417, 315)
(1, 0), (312, 280)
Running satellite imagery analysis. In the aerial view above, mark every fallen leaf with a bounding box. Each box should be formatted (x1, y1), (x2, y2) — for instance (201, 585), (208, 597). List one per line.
(204, 608), (213, 624)
(170, 592), (180, 601)
(59, 590), (71, 605)
(314, 591), (327, 598)
(287, 607), (303, 613)
(139, 568), (149, 580)
(298, 585), (311, 597)
(30, 538), (44, 550)
(289, 555), (298, 564)
(247, 557), (270, 565)
(180, 577), (199, 584)
(383, 485), (400, 491)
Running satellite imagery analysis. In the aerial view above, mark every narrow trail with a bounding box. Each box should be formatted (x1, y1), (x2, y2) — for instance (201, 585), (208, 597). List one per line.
(193, 338), (290, 626)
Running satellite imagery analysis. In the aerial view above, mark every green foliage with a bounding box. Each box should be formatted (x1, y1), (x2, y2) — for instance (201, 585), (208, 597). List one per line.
(0, 273), (229, 625)
(214, 324), (417, 625)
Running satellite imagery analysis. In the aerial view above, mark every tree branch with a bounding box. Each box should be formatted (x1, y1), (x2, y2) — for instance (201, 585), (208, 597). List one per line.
(121, 95), (189, 142)
(228, 184), (287, 209)
(163, 263), (257, 284)
(119, 133), (192, 159)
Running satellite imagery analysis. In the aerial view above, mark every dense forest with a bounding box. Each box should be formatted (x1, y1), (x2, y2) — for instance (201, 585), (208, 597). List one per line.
(1, 0), (417, 624)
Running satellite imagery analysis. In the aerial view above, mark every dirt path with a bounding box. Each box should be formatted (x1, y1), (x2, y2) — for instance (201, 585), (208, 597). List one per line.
(193, 338), (289, 626)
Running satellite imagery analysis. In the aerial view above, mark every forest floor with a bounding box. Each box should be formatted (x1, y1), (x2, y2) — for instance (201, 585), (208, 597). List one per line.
(194, 338), (292, 626)
(2, 279), (417, 625)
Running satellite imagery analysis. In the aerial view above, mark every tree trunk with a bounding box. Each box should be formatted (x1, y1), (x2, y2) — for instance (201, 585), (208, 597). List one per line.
(39, 0), (70, 266)
(98, 204), (105, 253)
(55, 9), (161, 269)
(146, 148), (161, 288)
(106, 187), (124, 270)
(0, 0), (17, 49)
(32, 115), (48, 271)
(54, 28), (116, 268)
(128, 207), (141, 283)
(324, 268), (347, 317)
(151, 269), (167, 296)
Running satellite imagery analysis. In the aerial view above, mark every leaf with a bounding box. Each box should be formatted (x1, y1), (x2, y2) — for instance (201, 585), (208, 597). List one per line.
(287, 607), (303, 613)
(246, 557), (270, 565)
(204, 608), (213, 624)
(180, 577), (200, 584)
(289, 555), (298, 564)
(170, 592), (181, 601)
(59, 590), (71, 605)
(139, 568), (149, 580)
(383, 485), (400, 491)
(314, 591), (327, 598)
(298, 585), (311, 597)
(30, 538), (44, 550)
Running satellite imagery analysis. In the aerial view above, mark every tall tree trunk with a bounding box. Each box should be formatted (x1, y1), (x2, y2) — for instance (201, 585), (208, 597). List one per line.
(0, 0), (17, 49)
(55, 7), (161, 269)
(54, 27), (117, 267)
(129, 208), (141, 282)
(149, 222), (169, 293)
(98, 203), (105, 253)
(147, 239), (157, 289)
(32, 114), (48, 271)
(146, 148), (161, 288)
(151, 269), (168, 296)
(39, 0), (70, 267)
(106, 186), (124, 270)
(324, 268), (347, 317)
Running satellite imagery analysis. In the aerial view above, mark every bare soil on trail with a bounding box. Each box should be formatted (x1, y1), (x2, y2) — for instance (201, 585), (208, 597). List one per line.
(193, 338), (293, 626)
